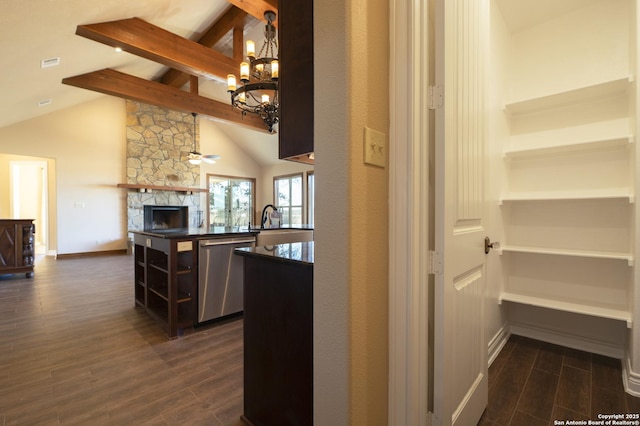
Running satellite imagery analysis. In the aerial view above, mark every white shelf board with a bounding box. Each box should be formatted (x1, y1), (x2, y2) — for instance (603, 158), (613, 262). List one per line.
(500, 191), (634, 204)
(503, 135), (633, 159)
(504, 76), (633, 115)
(500, 245), (633, 265)
(499, 291), (632, 327)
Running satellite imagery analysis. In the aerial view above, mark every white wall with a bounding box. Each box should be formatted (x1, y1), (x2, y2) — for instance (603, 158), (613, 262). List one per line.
(486, 0), (511, 357)
(0, 96), (126, 255)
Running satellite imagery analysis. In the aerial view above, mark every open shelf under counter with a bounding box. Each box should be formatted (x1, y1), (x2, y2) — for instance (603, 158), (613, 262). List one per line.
(504, 76), (633, 116)
(503, 135), (634, 159)
(499, 190), (635, 204)
(499, 291), (632, 328)
(499, 245), (634, 265)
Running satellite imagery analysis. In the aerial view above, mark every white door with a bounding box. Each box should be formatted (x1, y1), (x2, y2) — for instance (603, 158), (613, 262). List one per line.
(433, 0), (489, 425)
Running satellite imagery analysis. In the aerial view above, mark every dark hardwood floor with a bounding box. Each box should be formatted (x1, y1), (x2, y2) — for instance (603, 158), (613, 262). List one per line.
(3, 254), (639, 425)
(479, 334), (640, 425)
(0, 254), (244, 425)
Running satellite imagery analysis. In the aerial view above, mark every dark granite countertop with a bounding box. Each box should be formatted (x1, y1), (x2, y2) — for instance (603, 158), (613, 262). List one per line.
(131, 226), (259, 239)
(235, 241), (314, 266)
(131, 224), (313, 239)
(249, 224), (314, 231)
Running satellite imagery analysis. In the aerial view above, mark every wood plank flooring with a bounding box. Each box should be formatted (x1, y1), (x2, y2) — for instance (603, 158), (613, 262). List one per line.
(3, 255), (639, 425)
(479, 334), (640, 425)
(0, 254), (244, 425)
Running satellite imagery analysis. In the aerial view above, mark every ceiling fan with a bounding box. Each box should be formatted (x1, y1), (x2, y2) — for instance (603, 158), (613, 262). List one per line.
(187, 112), (221, 165)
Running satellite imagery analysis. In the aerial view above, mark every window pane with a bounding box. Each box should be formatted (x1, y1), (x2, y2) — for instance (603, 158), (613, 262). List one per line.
(291, 207), (302, 225)
(208, 175), (254, 227)
(292, 176), (302, 205)
(277, 179), (290, 206)
(274, 173), (303, 226)
(307, 173), (314, 226)
(209, 179), (229, 226)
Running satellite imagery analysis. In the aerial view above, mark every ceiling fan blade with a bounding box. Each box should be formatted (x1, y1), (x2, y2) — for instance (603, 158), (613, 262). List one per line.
(203, 154), (221, 164)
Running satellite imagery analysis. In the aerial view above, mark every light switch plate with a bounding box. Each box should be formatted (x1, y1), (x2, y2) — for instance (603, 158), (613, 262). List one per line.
(363, 126), (386, 168)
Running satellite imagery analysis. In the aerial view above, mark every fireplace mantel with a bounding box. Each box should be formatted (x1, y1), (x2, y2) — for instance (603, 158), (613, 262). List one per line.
(117, 183), (208, 194)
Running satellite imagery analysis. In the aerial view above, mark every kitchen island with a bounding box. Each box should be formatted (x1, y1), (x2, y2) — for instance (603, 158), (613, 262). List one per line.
(131, 227), (258, 338)
(235, 242), (313, 426)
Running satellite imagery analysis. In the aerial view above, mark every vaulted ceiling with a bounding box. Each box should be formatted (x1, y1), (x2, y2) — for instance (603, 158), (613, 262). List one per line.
(0, 0), (282, 165)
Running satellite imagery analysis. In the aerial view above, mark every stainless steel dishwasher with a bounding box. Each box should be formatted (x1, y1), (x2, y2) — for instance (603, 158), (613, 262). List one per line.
(198, 236), (256, 323)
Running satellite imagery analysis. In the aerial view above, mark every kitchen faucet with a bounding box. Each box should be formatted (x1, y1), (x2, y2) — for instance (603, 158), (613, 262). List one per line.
(261, 204), (278, 229)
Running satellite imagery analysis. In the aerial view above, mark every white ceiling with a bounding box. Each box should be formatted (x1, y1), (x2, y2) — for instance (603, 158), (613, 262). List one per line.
(0, 0), (281, 166)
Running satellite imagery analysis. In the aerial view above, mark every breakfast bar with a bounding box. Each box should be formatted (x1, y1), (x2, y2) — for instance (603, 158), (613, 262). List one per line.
(235, 242), (314, 426)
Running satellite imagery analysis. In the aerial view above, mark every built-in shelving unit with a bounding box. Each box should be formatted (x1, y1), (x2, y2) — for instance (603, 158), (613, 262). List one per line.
(503, 135), (634, 160)
(499, 292), (632, 327)
(133, 234), (197, 338)
(500, 245), (633, 265)
(494, 2), (635, 331)
(504, 76), (632, 115)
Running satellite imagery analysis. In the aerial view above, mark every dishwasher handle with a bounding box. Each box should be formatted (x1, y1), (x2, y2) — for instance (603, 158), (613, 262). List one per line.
(200, 238), (256, 247)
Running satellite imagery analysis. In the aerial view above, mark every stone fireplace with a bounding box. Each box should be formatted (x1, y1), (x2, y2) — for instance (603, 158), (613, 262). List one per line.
(125, 100), (203, 231)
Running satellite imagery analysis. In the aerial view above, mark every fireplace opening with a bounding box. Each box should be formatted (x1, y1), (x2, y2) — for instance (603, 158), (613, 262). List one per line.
(143, 205), (188, 231)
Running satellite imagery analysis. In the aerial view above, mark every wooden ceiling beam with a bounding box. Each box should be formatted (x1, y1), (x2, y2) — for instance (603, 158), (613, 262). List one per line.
(227, 0), (279, 26)
(62, 69), (268, 133)
(160, 5), (250, 88)
(76, 18), (237, 83)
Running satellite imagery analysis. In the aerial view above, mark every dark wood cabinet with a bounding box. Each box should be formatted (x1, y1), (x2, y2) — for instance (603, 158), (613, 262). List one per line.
(133, 234), (197, 338)
(278, 0), (314, 164)
(239, 252), (313, 425)
(0, 219), (35, 278)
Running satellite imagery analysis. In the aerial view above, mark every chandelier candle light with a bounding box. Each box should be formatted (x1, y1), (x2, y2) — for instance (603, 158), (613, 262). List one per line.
(227, 11), (279, 133)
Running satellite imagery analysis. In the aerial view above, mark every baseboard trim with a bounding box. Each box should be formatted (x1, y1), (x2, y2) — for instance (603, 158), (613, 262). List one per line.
(56, 249), (128, 260)
(487, 323), (510, 367)
(510, 322), (624, 359)
(623, 353), (640, 397)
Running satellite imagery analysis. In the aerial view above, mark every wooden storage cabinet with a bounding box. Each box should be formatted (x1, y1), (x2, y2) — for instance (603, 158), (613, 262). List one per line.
(495, 1), (634, 327)
(277, 0), (314, 163)
(0, 219), (35, 278)
(133, 234), (196, 338)
(240, 252), (313, 425)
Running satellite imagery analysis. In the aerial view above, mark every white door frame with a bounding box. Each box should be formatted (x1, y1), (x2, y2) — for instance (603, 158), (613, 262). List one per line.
(389, 0), (432, 423)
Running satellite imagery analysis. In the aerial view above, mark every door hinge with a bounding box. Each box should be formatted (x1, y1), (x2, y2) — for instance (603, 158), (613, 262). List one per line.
(427, 85), (443, 110)
(428, 250), (442, 275)
(428, 411), (442, 426)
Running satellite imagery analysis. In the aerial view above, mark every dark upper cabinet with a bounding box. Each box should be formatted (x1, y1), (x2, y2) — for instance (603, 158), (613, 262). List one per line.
(278, 0), (314, 164)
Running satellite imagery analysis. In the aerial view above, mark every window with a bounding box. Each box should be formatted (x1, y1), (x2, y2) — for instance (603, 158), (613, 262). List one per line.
(208, 174), (255, 227)
(274, 173), (303, 225)
(307, 172), (314, 226)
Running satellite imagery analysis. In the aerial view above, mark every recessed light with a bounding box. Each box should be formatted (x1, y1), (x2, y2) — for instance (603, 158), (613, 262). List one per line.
(37, 99), (52, 107)
(115, 47), (123, 53)
(41, 57), (60, 68)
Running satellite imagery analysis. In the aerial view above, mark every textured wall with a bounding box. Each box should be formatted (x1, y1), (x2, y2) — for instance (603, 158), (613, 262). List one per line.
(125, 100), (202, 231)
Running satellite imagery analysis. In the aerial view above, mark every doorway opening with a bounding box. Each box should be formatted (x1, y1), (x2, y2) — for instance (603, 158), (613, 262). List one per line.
(10, 160), (49, 256)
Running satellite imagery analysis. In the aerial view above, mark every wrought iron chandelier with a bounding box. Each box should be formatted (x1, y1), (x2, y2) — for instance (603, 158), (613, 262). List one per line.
(227, 11), (279, 133)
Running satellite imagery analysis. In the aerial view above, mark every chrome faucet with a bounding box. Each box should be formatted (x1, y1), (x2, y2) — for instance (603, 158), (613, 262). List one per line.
(261, 204), (278, 229)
